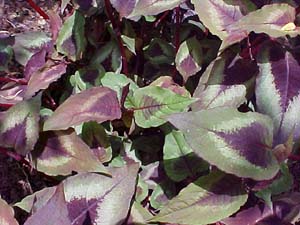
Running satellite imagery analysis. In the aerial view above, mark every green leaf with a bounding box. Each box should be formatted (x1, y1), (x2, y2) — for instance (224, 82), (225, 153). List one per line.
(256, 163), (293, 209)
(0, 95), (41, 155)
(168, 108), (280, 180)
(163, 127), (208, 182)
(192, 84), (246, 111)
(121, 35), (136, 55)
(56, 10), (87, 61)
(175, 37), (202, 82)
(151, 171), (248, 225)
(0, 43), (13, 71)
(127, 86), (196, 128)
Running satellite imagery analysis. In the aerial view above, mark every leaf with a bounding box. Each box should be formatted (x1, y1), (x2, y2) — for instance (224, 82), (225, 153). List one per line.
(35, 129), (107, 176)
(256, 46), (300, 145)
(192, 84), (246, 111)
(127, 86), (196, 128)
(0, 198), (19, 225)
(56, 10), (87, 61)
(43, 86), (121, 131)
(0, 43), (13, 71)
(13, 31), (52, 66)
(25, 61), (67, 98)
(0, 84), (26, 105)
(168, 108), (280, 180)
(192, 0), (244, 40)
(256, 164), (293, 209)
(14, 187), (56, 213)
(163, 128), (208, 182)
(121, 35), (136, 55)
(24, 185), (71, 225)
(127, 201), (153, 225)
(175, 37), (202, 82)
(110, 0), (136, 18)
(151, 170), (248, 225)
(235, 4), (300, 38)
(127, 0), (185, 19)
(0, 95), (41, 155)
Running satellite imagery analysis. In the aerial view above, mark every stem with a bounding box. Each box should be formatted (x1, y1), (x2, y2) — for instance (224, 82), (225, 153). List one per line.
(289, 154), (300, 161)
(154, 11), (169, 28)
(0, 147), (32, 169)
(26, 0), (49, 20)
(0, 77), (28, 85)
(104, 0), (128, 75)
(175, 6), (180, 52)
(0, 103), (14, 108)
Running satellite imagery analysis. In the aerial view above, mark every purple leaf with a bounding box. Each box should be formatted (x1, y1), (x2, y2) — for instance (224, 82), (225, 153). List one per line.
(35, 129), (107, 176)
(24, 163), (139, 225)
(25, 61), (67, 99)
(222, 204), (272, 225)
(0, 94), (41, 155)
(24, 185), (71, 225)
(43, 87), (121, 131)
(256, 45), (300, 145)
(192, 0), (244, 40)
(23, 48), (47, 81)
(0, 84), (26, 104)
(110, 0), (136, 18)
(0, 198), (19, 225)
(168, 108), (279, 180)
(149, 76), (190, 96)
(48, 10), (62, 41)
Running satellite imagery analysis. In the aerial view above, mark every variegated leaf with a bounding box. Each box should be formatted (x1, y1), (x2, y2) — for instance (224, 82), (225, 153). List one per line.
(127, 86), (196, 128)
(256, 46), (300, 145)
(25, 61), (67, 99)
(35, 129), (107, 176)
(151, 171), (248, 225)
(0, 95), (41, 155)
(43, 87), (121, 131)
(192, 84), (246, 111)
(168, 108), (279, 180)
(23, 163), (139, 225)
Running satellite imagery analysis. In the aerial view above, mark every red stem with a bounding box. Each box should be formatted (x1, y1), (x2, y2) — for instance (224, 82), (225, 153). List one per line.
(154, 11), (170, 28)
(0, 77), (28, 85)
(289, 154), (300, 161)
(175, 6), (180, 52)
(104, 0), (128, 75)
(0, 103), (14, 108)
(26, 0), (49, 20)
(0, 147), (32, 169)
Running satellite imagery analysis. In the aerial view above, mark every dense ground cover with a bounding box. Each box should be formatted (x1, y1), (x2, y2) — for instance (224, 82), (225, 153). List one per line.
(1, 0), (300, 224)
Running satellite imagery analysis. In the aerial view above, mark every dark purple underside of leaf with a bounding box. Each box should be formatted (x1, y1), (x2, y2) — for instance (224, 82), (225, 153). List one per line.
(215, 122), (271, 167)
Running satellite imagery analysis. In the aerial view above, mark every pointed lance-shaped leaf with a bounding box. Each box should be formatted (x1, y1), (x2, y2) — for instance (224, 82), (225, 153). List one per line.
(43, 87), (121, 131)
(25, 61), (67, 99)
(192, 84), (246, 111)
(175, 37), (202, 82)
(126, 0), (185, 20)
(110, 0), (137, 18)
(256, 46), (300, 145)
(151, 170), (248, 225)
(24, 185), (71, 225)
(127, 86), (196, 128)
(235, 4), (300, 38)
(0, 198), (19, 225)
(191, 0), (244, 40)
(168, 108), (280, 180)
(35, 129), (107, 176)
(0, 94), (41, 155)
(56, 10), (87, 61)
(163, 128), (208, 182)
(63, 163), (139, 224)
